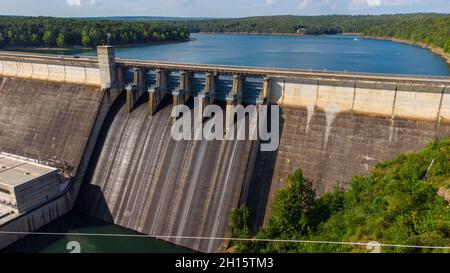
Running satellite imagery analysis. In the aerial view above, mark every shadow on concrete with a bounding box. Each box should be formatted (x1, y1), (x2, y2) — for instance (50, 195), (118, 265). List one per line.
(245, 105), (285, 234)
(74, 91), (129, 222)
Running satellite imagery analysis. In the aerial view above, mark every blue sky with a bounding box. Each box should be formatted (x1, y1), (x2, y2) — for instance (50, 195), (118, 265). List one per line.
(0, 0), (449, 17)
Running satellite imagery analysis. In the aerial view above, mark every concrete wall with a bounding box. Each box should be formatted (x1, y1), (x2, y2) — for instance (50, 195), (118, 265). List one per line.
(14, 171), (61, 214)
(0, 195), (71, 249)
(258, 78), (450, 224)
(270, 77), (447, 123)
(0, 59), (100, 86)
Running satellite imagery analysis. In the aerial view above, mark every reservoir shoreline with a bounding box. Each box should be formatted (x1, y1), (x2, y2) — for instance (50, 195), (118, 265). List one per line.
(363, 35), (450, 65)
(0, 38), (192, 53)
(197, 32), (450, 65)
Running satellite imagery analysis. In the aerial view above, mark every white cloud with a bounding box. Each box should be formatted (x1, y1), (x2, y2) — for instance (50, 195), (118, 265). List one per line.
(298, 0), (334, 10)
(265, 0), (275, 5)
(66, 0), (81, 6)
(66, 0), (100, 7)
(367, 0), (381, 6)
(351, 0), (419, 9)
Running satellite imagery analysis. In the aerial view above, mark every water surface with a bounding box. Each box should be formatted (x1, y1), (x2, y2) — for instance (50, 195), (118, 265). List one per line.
(79, 33), (450, 76)
(3, 212), (191, 253)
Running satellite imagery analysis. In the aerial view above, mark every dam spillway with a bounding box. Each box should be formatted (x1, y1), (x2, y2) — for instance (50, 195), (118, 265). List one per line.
(0, 47), (449, 252)
(77, 98), (257, 252)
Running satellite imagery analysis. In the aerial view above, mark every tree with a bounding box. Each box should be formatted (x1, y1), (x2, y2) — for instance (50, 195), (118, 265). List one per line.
(229, 206), (250, 245)
(444, 39), (450, 54)
(43, 30), (55, 47)
(0, 32), (5, 46)
(31, 33), (39, 45)
(81, 29), (91, 47)
(267, 169), (316, 236)
(56, 32), (66, 48)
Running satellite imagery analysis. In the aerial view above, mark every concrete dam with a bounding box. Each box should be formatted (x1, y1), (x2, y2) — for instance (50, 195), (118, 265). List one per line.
(0, 46), (449, 252)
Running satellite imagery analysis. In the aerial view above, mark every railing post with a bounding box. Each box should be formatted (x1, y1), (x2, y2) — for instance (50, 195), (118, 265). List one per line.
(148, 69), (168, 115)
(226, 75), (244, 131)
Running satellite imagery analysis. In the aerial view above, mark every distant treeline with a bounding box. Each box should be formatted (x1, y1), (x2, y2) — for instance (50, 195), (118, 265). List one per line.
(179, 15), (389, 34)
(174, 13), (450, 53)
(0, 16), (190, 48)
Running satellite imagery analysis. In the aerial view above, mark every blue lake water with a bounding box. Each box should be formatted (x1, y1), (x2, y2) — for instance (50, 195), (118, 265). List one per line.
(80, 33), (450, 76)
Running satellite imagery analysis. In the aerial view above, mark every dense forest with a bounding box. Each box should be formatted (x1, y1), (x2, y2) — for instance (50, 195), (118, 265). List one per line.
(175, 13), (450, 54)
(362, 15), (450, 54)
(179, 15), (393, 34)
(0, 16), (190, 48)
(0, 14), (448, 55)
(230, 138), (450, 253)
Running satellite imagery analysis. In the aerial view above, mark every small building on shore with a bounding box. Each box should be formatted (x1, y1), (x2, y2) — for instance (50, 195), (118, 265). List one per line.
(296, 28), (306, 34)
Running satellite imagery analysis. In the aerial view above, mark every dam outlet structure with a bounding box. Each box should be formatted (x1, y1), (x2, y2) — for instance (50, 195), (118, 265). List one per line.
(0, 46), (449, 252)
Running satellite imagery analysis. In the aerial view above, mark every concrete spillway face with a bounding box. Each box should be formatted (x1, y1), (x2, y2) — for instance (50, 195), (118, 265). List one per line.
(0, 76), (102, 172)
(323, 103), (340, 148)
(267, 93), (449, 199)
(78, 97), (259, 253)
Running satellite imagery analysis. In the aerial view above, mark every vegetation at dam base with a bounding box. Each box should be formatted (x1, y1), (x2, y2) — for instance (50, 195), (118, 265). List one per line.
(177, 13), (450, 58)
(230, 138), (450, 253)
(0, 16), (190, 49)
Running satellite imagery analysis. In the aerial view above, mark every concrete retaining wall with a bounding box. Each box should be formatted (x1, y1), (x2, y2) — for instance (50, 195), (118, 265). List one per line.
(0, 195), (71, 249)
(0, 59), (100, 86)
(270, 78), (447, 122)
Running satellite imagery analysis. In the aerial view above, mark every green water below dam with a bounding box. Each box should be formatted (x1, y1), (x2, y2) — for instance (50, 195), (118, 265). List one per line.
(3, 212), (191, 253)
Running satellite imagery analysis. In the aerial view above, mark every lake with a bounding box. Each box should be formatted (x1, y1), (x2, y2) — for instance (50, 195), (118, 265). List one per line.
(79, 33), (450, 76)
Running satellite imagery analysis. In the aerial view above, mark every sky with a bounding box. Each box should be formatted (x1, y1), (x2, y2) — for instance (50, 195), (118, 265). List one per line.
(0, 0), (449, 18)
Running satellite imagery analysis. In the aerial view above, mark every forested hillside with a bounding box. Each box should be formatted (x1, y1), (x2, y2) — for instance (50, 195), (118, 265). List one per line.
(230, 138), (450, 253)
(362, 15), (450, 54)
(0, 16), (190, 48)
(181, 15), (392, 34)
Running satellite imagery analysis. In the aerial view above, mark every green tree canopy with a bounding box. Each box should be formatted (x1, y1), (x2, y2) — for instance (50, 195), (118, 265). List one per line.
(0, 16), (190, 48)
